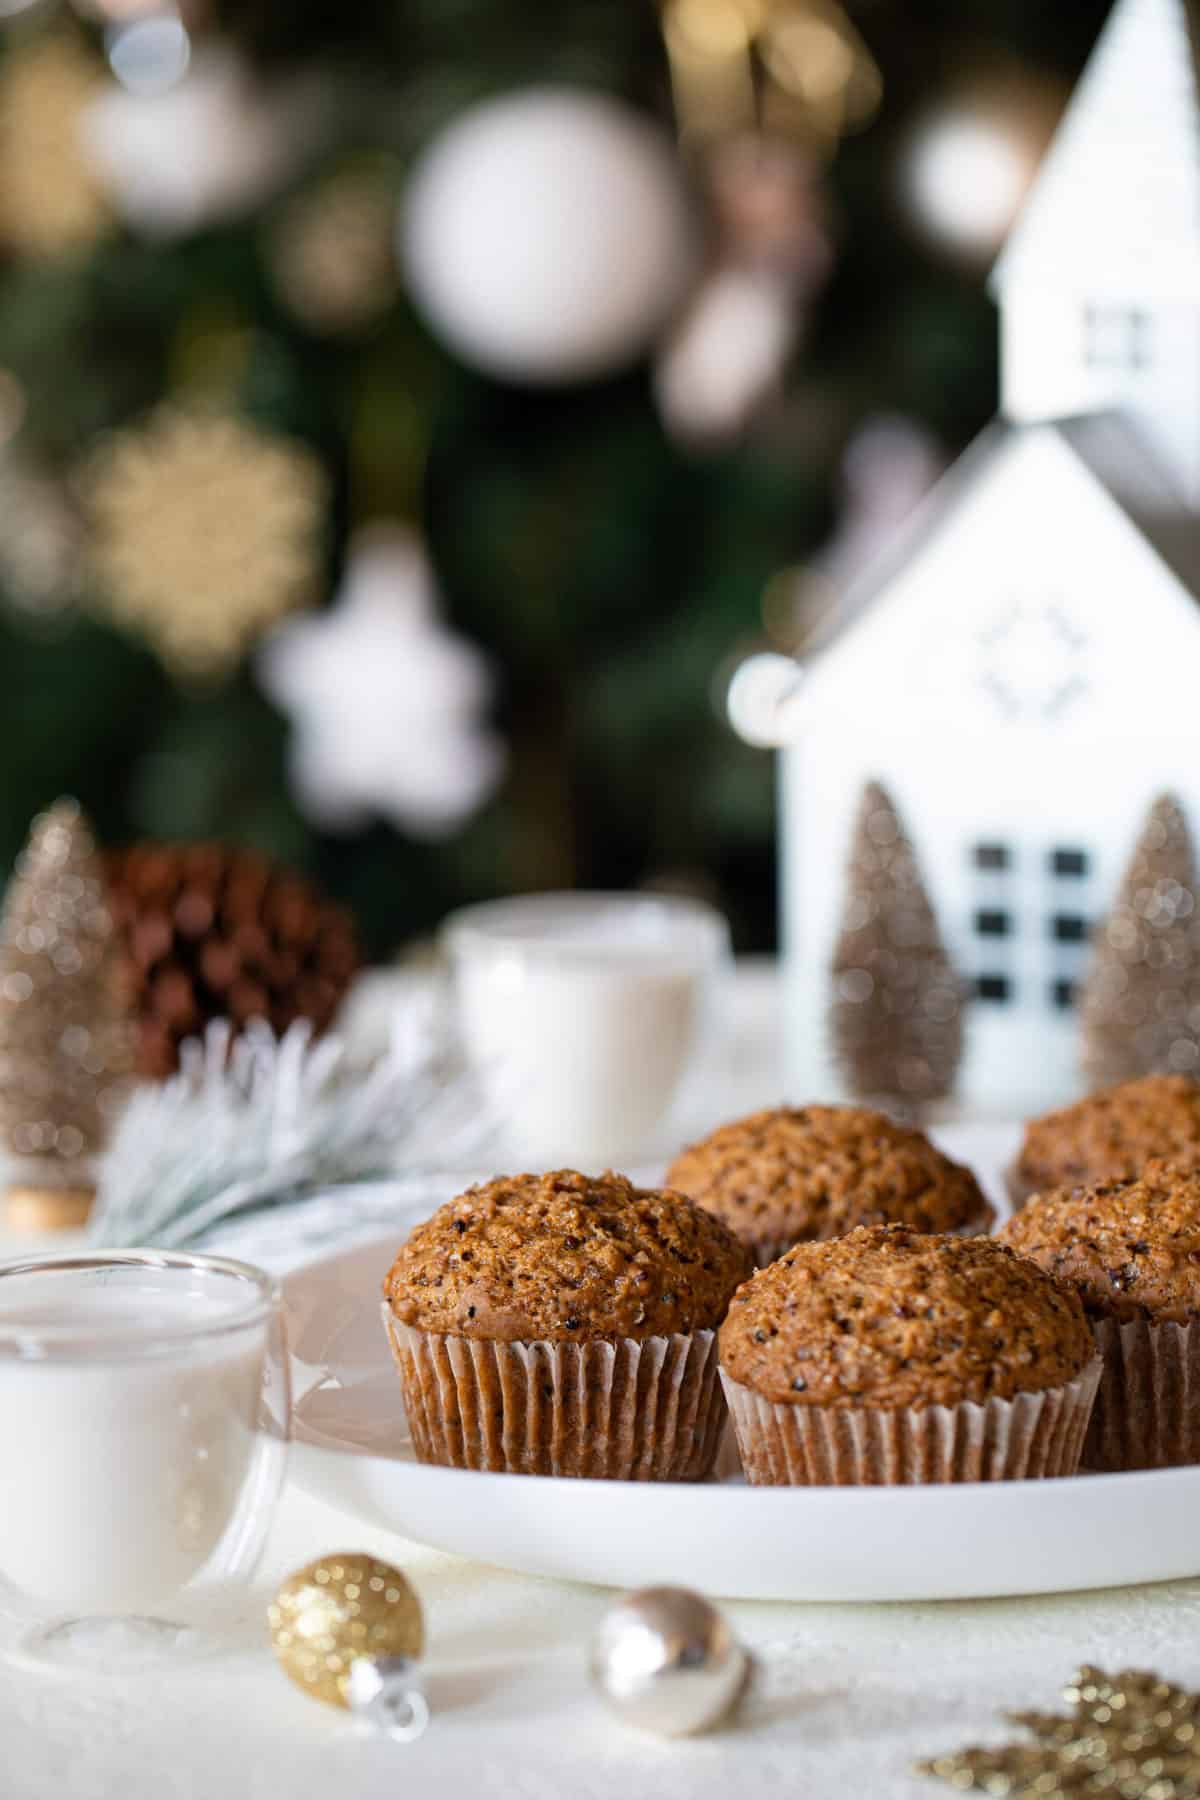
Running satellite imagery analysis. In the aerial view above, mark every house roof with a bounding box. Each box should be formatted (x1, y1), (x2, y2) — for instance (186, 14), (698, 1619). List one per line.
(992, 0), (1200, 297)
(804, 411), (1200, 663)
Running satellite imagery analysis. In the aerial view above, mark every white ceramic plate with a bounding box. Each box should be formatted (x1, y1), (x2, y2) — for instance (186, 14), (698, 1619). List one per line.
(284, 1124), (1200, 1602)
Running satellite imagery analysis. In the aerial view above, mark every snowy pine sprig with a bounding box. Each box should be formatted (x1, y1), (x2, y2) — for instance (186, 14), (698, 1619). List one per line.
(89, 1006), (493, 1251)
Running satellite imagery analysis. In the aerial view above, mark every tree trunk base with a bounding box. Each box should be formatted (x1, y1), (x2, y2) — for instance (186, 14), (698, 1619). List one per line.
(6, 1184), (94, 1233)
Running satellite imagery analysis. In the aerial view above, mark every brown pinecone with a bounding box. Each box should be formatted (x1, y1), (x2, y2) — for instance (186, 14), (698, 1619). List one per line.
(103, 841), (361, 1077)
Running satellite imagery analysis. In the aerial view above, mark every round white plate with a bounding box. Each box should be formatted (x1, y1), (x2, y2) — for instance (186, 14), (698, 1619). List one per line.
(284, 1123), (1200, 1602)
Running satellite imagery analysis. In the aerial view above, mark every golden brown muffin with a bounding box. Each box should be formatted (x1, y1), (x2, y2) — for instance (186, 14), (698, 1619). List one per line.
(1014, 1074), (1200, 1203)
(382, 1170), (751, 1481)
(385, 1169), (750, 1341)
(719, 1225), (1093, 1410)
(1000, 1161), (1200, 1471)
(667, 1105), (993, 1267)
(999, 1159), (1200, 1324)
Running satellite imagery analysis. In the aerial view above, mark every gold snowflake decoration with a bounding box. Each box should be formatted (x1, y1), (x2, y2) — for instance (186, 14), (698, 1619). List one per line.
(82, 407), (327, 678)
(0, 34), (111, 260)
(918, 1666), (1200, 1797)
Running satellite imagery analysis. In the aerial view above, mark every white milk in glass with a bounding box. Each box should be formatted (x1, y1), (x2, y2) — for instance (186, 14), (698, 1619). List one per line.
(0, 1289), (266, 1616)
(449, 896), (727, 1164)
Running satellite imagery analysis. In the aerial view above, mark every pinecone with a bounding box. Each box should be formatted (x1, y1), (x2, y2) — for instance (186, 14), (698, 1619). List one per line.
(104, 841), (361, 1077)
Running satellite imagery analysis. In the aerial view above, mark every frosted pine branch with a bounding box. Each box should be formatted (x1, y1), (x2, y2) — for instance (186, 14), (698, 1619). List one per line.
(88, 1006), (494, 1250)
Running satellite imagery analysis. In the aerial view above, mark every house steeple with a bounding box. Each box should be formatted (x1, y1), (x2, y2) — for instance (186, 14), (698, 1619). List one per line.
(992, 0), (1200, 506)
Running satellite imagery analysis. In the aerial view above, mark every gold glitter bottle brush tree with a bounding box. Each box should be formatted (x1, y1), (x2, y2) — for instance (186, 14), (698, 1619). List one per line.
(88, 1005), (497, 1255)
(0, 799), (136, 1232)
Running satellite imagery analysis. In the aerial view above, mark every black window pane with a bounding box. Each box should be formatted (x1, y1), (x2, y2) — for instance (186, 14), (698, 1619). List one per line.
(1052, 915), (1087, 943)
(973, 844), (1010, 871)
(1052, 979), (1076, 1010)
(1051, 848), (1089, 878)
(974, 909), (1010, 937)
(976, 974), (1011, 1002)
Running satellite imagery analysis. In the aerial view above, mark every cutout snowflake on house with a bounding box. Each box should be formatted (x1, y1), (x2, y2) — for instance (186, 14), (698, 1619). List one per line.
(737, 0), (1200, 1113)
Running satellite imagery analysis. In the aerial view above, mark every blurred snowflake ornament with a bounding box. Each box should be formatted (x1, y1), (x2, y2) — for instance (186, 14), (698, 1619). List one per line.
(82, 45), (328, 237)
(258, 524), (504, 838)
(82, 406), (326, 678)
(0, 33), (111, 259)
(269, 159), (399, 336)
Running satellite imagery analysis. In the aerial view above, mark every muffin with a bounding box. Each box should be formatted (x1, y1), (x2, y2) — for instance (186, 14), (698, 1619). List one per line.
(1000, 1160), (1200, 1469)
(718, 1225), (1100, 1485)
(667, 1105), (993, 1268)
(382, 1169), (751, 1480)
(1012, 1073), (1200, 1207)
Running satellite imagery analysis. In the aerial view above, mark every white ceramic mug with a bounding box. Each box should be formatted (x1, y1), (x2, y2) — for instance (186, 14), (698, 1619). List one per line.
(442, 892), (730, 1166)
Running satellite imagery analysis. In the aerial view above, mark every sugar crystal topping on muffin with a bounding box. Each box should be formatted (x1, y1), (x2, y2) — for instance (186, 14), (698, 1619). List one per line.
(384, 1168), (751, 1342)
(1016, 1073), (1200, 1197)
(667, 1104), (993, 1249)
(1000, 1158), (1200, 1324)
(718, 1224), (1093, 1409)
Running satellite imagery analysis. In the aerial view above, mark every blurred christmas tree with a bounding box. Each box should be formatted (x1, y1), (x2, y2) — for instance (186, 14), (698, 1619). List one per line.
(0, 0), (1109, 959)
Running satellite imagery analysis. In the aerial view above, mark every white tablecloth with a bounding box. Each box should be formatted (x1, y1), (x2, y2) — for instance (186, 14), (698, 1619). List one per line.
(6, 962), (1200, 1800)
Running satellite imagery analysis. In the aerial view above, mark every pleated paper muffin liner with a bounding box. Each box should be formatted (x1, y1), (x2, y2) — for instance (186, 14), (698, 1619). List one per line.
(719, 1356), (1102, 1486)
(383, 1310), (725, 1480)
(1084, 1316), (1200, 1471)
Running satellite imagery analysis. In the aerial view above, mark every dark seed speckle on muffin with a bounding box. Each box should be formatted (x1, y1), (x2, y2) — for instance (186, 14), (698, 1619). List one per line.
(999, 1158), (1200, 1324)
(718, 1224), (1093, 1409)
(667, 1105), (992, 1262)
(384, 1168), (751, 1342)
(1015, 1073), (1200, 1199)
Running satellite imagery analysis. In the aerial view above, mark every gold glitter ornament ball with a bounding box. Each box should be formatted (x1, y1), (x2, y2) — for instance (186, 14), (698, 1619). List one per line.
(268, 1554), (424, 1710)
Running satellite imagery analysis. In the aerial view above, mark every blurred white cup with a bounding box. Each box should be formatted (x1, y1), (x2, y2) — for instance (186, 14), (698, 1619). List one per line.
(442, 892), (730, 1167)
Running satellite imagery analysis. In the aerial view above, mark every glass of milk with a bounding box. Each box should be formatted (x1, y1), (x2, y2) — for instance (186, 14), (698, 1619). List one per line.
(443, 892), (730, 1166)
(0, 1249), (289, 1668)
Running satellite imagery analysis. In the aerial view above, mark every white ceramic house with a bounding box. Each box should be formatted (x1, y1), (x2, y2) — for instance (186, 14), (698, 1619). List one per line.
(765, 0), (1200, 1115)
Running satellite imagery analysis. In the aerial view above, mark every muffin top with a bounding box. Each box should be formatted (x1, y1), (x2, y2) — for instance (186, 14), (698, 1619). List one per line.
(1016, 1074), (1200, 1197)
(667, 1105), (993, 1251)
(718, 1224), (1093, 1408)
(384, 1169), (751, 1342)
(999, 1159), (1200, 1324)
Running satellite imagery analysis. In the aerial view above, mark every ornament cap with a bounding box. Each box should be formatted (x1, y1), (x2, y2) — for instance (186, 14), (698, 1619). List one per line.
(345, 1655), (430, 1743)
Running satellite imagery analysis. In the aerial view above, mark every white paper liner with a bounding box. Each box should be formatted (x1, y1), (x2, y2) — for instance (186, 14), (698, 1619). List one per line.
(719, 1356), (1102, 1486)
(383, 1309), (724, 1480)
(1085, 1316), (1200, 1471)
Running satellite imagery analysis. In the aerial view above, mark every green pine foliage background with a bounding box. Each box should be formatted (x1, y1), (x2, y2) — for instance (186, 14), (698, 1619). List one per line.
(0, 0), (1110, 959)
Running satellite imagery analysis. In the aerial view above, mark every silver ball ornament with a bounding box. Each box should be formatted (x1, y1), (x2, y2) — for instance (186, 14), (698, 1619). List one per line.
(588, 1586), (750, 1737)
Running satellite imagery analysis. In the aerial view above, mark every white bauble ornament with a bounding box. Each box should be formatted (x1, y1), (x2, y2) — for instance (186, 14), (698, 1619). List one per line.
(589, 1586), (750, 1737)
(400, 88), (697, 384)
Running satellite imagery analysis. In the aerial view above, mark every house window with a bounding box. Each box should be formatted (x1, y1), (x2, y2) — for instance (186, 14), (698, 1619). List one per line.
(976, 974), (1011, 1003)
(1051, 979), (1076, 1010)
(1051, 914), (1088, 943)
(1050, 847), (1089, 878)
(975, 909), (1010, 937)
(1083, 304), (1149, 370)
(973, 843), (1010, 871)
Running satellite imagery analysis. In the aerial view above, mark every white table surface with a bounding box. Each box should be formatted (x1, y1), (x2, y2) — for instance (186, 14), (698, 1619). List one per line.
(6, 961), (1200, 1800)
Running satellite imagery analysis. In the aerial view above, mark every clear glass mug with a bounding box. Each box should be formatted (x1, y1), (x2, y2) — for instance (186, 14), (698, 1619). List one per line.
(0, 1250), (290, 1668)
(442, 892), (731, 1166)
